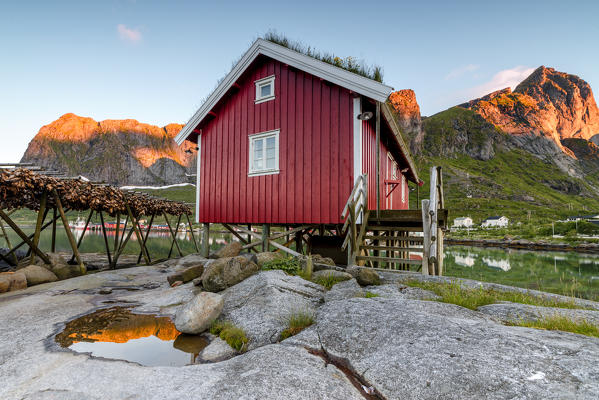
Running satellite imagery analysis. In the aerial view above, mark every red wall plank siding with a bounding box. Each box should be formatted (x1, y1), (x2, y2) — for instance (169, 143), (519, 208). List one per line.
(198, 57), (354, 224)
(361, 119), (409, 211)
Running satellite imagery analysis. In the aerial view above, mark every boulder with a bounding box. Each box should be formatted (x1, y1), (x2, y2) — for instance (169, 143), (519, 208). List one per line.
(200, 256), (259, 292)
(238, 252), (258, 265)
(256, 252), (284, 267)
(175, 254), (208, 269)
(0, 272), (27, 293)
(312, 254), (335, 266)
(174, 292), (224, 334)
(33, 252), (85, 280)
(19, 265), (58, 286)
(355, 268), (381, 286)
(167, 264), (204, 286)
(198, 337), (237, 362)
(299, 254), (336, 272)
(324, 279), (363, 302)
(220, 270), (324, 350)
(312, 269), (353, 282)
(345, 265), (360, 278)
(212, 242), (242, 259)
(51, 262), (84, 280)
(44, 252), (69, 270)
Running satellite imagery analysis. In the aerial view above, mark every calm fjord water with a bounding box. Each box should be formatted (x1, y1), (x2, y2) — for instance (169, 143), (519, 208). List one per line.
(4, 228), (598, 301)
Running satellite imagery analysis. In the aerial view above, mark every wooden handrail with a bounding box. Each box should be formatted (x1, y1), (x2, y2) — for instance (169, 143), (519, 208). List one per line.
(341, 174), (368, 264)
(341, 174), (366, 218)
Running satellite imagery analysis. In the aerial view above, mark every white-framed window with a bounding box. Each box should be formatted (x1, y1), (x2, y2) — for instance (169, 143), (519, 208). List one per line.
(255, 75), (275, 104)
(248, 129), (279, 176)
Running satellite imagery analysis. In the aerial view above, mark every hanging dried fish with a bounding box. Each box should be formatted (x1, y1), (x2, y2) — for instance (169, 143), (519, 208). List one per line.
(0, 168), (191, 217)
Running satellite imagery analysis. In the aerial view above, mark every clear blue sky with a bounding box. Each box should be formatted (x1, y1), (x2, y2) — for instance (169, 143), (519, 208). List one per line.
(1, 0), (598, 162)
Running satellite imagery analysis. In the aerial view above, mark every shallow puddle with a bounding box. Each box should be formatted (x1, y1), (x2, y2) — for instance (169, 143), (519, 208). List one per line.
(55, 307), (209, 367)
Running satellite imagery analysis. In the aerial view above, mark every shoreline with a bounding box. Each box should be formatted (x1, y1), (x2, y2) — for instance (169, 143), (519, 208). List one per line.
(445, 237), (599, 254)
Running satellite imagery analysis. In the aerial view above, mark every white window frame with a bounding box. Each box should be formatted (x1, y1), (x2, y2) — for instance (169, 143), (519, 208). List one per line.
(255, 75), (275, 104)
(248, 129), (280, 176)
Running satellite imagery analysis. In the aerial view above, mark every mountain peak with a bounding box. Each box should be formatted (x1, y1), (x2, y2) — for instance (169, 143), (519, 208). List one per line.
(21, 114), (195, 185)
(460, 66), (599, 145)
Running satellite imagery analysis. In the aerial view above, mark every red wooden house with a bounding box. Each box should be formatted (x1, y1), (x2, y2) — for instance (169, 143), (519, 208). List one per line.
(176, 38), (445, 271)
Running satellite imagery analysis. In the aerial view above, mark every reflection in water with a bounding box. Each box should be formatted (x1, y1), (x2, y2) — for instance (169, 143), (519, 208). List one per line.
(3, 226), (223, 260)
(56, 307), (209, 367)
(453, 254), (476, 267)
(482, 257), (511, 271)
(445, 245), (599, 301)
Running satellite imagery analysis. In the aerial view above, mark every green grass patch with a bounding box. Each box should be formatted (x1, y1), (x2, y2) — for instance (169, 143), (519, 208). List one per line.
(261, 257), (301, 275)
(509, 315), (599, 338)
(280, 311), (315, 340)
(404, 280), (588, 310)
(365, 291), (380, 298)
(312, 274), (349, 290)
(209, 320), (249, 352)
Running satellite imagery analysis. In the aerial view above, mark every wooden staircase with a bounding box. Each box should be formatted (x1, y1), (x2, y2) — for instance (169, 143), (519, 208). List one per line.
(342, 167), (447, 275)
(355, 210), (447, 270)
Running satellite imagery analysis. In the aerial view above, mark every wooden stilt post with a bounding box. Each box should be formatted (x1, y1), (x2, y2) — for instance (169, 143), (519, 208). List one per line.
(167, 214), (182, 258)
(0, 217), (18, 265)
(113, 227), (136, 266)
(262, 224), (270, 252)
(163, 212), (183, 257)
(113, 212), (121, 255)
(247, 224), (252, 246)
(118, 214), (130, 251)
(437, 226), (444, 276)
(201, 223), (210, 257)
(185, 213), (199, 252)
(4, 211), (63, 260)
(51, 207), (57, 253)
(70, 210), (94, 264)
(295, 230), (303, 254)
(98, 211), (112, 267)
(222, 223), (258, 253)
(0, 209), (51, 265)
(27, 207), (49, 258)
(421, 199), (431, 275)
(30, 191), (48, 264)
(52, 190), (85, 274)
(137, 213), (155, 264)
(126, 203), (150, 265)
(437, 166), (445, 276)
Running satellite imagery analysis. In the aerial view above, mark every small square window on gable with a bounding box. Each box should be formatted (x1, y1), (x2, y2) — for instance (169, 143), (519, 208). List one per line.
(255, 75), (275, 104)
(248, 129), (279, 176)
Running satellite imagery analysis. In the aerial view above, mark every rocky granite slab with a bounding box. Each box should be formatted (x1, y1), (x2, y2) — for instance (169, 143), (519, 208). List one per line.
(1, 261), (598, 399)
(286, 297), (599, 399)
(220, 270), (324, 350)
(478, 301), (599, 327)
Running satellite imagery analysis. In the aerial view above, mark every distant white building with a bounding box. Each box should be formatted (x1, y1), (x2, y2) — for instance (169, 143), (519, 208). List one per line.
(453, 217), (473, 229)
(481, 216), (509, 228)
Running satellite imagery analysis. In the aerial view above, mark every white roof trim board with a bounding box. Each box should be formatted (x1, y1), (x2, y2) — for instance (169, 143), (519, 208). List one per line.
(175, 39), (395, 145)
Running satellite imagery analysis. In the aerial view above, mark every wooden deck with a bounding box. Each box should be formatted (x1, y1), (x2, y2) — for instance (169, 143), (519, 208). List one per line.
(342, 167), (447, 275)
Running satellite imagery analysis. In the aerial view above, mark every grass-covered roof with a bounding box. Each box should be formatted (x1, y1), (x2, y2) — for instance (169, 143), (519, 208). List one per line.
(264, 32), (384, 83)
